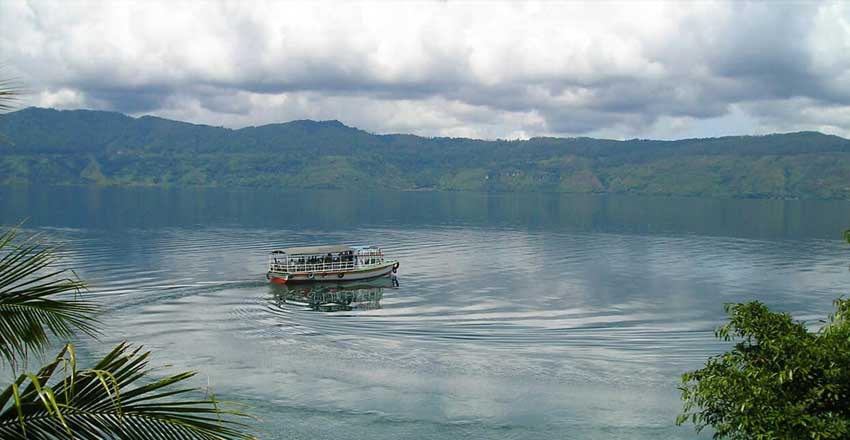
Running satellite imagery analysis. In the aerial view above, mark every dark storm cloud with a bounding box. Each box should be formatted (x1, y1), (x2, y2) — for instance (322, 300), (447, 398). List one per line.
(85, 85), (176, 114)
(681, 3), (839, 104)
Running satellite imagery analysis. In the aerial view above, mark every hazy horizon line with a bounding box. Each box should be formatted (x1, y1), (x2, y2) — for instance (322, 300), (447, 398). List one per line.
(10, 106), (846, 144)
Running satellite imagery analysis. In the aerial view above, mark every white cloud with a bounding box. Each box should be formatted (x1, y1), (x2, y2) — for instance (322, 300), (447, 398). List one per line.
(35, 87), (88, 108)
(1, 0), (848, 139)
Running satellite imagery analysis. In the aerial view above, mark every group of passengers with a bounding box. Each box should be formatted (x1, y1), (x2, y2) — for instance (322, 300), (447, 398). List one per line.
(271, 250), (381, 272)
(288, 251), (356, 269)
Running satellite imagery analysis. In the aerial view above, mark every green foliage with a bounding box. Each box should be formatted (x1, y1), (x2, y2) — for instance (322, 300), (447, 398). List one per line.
(0, 225), (256, 439)
(0, 226), (97, 367)
(3, 108), (850, 199)
(0, 343), (255, 439)
(678, 300), (850, 439)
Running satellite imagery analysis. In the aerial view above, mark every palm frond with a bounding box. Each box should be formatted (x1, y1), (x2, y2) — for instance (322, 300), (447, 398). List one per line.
(0, 75), (23, 113)
(0, 73), (25, 145)
(0, 342), (257, 439)
(0, 226), (99, 367)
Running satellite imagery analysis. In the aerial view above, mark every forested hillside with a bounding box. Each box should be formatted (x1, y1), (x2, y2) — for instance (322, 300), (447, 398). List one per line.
(2, 107), (850, 199)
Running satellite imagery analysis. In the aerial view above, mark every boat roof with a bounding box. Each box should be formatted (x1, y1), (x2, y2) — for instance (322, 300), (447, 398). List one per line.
(272, 245), (354, 255)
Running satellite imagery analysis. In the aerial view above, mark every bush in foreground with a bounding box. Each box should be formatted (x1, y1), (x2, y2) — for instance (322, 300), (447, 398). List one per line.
(678, 299), (850, 439)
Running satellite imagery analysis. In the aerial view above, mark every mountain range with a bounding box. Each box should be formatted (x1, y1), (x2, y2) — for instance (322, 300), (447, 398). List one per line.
(1, 107), (850, 199)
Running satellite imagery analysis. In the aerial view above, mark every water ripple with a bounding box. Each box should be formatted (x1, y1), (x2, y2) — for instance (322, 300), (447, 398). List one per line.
(15, 207), (849, 440)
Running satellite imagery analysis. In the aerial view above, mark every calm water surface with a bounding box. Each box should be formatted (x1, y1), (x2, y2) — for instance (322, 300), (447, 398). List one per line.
(2, 186), (850, 439)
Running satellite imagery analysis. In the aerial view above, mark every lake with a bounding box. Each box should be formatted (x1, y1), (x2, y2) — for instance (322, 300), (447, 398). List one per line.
(2, 185), (849, 439)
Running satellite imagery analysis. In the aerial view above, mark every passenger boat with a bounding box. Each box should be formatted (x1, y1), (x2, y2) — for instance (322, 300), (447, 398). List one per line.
(266, 244), (399, 284)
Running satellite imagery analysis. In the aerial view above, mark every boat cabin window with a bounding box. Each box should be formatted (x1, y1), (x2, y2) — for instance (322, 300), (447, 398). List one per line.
(356, 248), (384, 266)
(269, 246), (384, 273)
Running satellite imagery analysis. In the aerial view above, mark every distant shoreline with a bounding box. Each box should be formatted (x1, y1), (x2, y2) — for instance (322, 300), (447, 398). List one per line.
(2, 107), (850, 201)
(0, 182), (840, 202)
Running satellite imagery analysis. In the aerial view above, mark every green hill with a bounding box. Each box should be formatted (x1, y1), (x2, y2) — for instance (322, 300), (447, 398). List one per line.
(2, 107), (850, 199)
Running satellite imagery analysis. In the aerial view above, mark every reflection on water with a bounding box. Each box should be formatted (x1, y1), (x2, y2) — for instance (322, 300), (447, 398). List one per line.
(270, 278), (394, 312)
(2, 185), (849, 439)
(3, 185), (850, 240)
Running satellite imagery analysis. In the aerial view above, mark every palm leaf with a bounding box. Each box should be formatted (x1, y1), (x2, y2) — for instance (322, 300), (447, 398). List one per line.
(0, 74), (24, 145)
(0, 75), (22, 113)
(0, 226), (99, 366)
(0, 342), (257, 439)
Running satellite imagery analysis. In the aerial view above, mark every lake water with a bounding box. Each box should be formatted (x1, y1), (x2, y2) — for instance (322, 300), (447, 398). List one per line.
(2, 185), (850, 439)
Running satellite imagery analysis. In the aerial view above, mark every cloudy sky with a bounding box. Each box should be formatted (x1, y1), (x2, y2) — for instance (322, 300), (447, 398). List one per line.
(2, 0), (849, 140)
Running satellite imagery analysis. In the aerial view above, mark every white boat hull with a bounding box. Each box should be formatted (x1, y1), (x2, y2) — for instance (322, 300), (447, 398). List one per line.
(267, 261), (398, 284)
